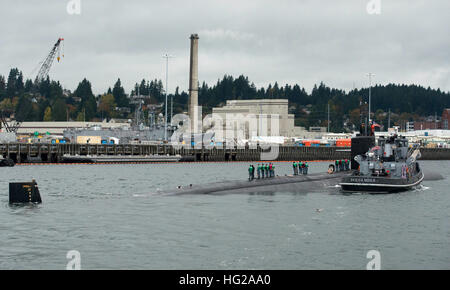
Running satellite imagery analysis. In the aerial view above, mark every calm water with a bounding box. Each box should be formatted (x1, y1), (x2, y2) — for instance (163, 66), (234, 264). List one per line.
(0, 161), (449, 270)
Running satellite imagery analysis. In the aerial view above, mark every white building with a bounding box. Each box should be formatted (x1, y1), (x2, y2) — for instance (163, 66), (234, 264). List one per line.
(211, 99), (305, 141)
(9, 121), (131, 135)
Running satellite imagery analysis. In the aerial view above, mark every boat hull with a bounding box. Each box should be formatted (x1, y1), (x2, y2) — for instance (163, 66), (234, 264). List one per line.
(340, 171), (424, 193)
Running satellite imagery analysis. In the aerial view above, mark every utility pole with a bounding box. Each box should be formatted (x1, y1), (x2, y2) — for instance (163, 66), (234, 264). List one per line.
(327, 102), (330, 133)
(163, 54), (173, 141)
(435, 112), (437, 129)
(388, 108), (391, 129)
(367, 73), (374, 125)
(259, 103), (263, 136)
(136, 87), (140, 126)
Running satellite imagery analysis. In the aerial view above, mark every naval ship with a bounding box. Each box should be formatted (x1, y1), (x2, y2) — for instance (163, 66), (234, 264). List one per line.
(340, 134), (424, 193)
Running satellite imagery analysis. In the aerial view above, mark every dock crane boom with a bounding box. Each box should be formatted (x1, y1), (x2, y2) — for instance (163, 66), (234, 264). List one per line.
(35, 38), (64, 83)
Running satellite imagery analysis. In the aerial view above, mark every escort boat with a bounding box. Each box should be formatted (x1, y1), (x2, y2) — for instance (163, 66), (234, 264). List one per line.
(340, 134), (424, 193)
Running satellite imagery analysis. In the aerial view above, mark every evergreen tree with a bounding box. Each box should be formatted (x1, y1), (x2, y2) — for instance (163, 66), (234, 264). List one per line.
(1, 67), (449, 132)
(15, 96), (32, 121)
(52, 98), (67, 121)
(0, 75), (6, 100)
(112, 78), (128, 107)
(6, 68), (20, 98)
(73, 78), (96, 121)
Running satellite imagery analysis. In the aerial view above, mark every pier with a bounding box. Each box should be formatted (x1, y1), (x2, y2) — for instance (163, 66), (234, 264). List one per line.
(1, 143), (450, 163)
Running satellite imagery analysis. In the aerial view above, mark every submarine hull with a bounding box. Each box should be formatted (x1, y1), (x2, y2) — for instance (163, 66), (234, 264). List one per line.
(166, 171), (350, 195)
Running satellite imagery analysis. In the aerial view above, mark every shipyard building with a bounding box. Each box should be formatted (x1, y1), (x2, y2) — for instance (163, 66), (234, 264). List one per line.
(211, 99), (306, 140)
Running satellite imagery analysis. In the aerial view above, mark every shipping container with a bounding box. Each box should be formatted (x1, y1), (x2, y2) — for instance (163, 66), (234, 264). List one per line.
(76, 136), (102, 144)
(302, 140), (321, 147)
(336, 139), (352, 147)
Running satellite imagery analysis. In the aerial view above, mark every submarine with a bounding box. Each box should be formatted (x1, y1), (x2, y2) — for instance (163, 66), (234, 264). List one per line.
(162, 123), (443, 195)
(163, 121), (376, 195)
(163, 161), (443, 195)
(166, 170), (350, 195)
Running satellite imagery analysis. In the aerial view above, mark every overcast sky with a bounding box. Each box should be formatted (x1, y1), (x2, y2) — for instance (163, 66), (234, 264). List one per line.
(0, 0), (449, 95)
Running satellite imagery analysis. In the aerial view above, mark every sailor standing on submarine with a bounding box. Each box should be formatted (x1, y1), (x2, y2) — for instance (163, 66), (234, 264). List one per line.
(248, 165), (254, 181)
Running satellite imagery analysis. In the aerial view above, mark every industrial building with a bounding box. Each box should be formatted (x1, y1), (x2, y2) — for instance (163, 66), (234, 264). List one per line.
(413, 108), (450, 130)
(211, 99), (306, 140)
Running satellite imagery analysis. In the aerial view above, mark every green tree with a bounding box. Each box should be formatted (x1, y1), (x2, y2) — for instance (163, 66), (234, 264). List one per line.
(43, 106), (52, 121)
(112, 78), (128, 107)
(98, 94), (117, 119)
(0, 75), (6, 100)
(6, 68), (21, 98)
(52, 98), (67, 121)
(2, 67), (450, 133)
(73, 79), (96, 120)
(76, 111), (85, 121)
(0, 98), (14, 111)
(348, 108), (361, 129)
(15, 96), (32, 121)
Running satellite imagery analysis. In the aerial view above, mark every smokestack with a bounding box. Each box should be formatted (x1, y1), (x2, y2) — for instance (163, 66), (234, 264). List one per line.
(188, 34), (199, 133)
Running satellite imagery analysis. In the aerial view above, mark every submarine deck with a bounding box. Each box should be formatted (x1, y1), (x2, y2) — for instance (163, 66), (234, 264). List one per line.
(165, 171), (350, 195)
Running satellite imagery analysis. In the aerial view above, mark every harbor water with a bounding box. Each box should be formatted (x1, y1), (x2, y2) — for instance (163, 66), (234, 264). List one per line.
(0, 161), (449, 269)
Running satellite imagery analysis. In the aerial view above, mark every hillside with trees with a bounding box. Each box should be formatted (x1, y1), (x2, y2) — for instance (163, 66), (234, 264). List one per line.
(0, 68), (449, 132)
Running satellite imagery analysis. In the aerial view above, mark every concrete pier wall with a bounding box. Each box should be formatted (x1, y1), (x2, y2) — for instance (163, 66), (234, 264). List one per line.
(419, 148), (450, 160)
(1, 143), (449, 163)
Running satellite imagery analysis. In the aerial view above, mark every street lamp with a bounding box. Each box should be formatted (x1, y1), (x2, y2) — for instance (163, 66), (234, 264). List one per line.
(163, 53), (173, 141)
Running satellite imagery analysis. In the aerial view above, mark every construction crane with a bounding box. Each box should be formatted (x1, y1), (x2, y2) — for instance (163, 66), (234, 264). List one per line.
(0, 111), (20, 133)
(35, 38), (64, 83)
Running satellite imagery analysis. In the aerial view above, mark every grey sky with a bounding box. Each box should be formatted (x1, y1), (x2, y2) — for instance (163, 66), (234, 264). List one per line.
(0, 0), (449, 95)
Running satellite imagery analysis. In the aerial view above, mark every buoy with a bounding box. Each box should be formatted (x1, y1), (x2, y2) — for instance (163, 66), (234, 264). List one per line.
(328, 164), (335, 174)
(9, 179), (42, 204)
